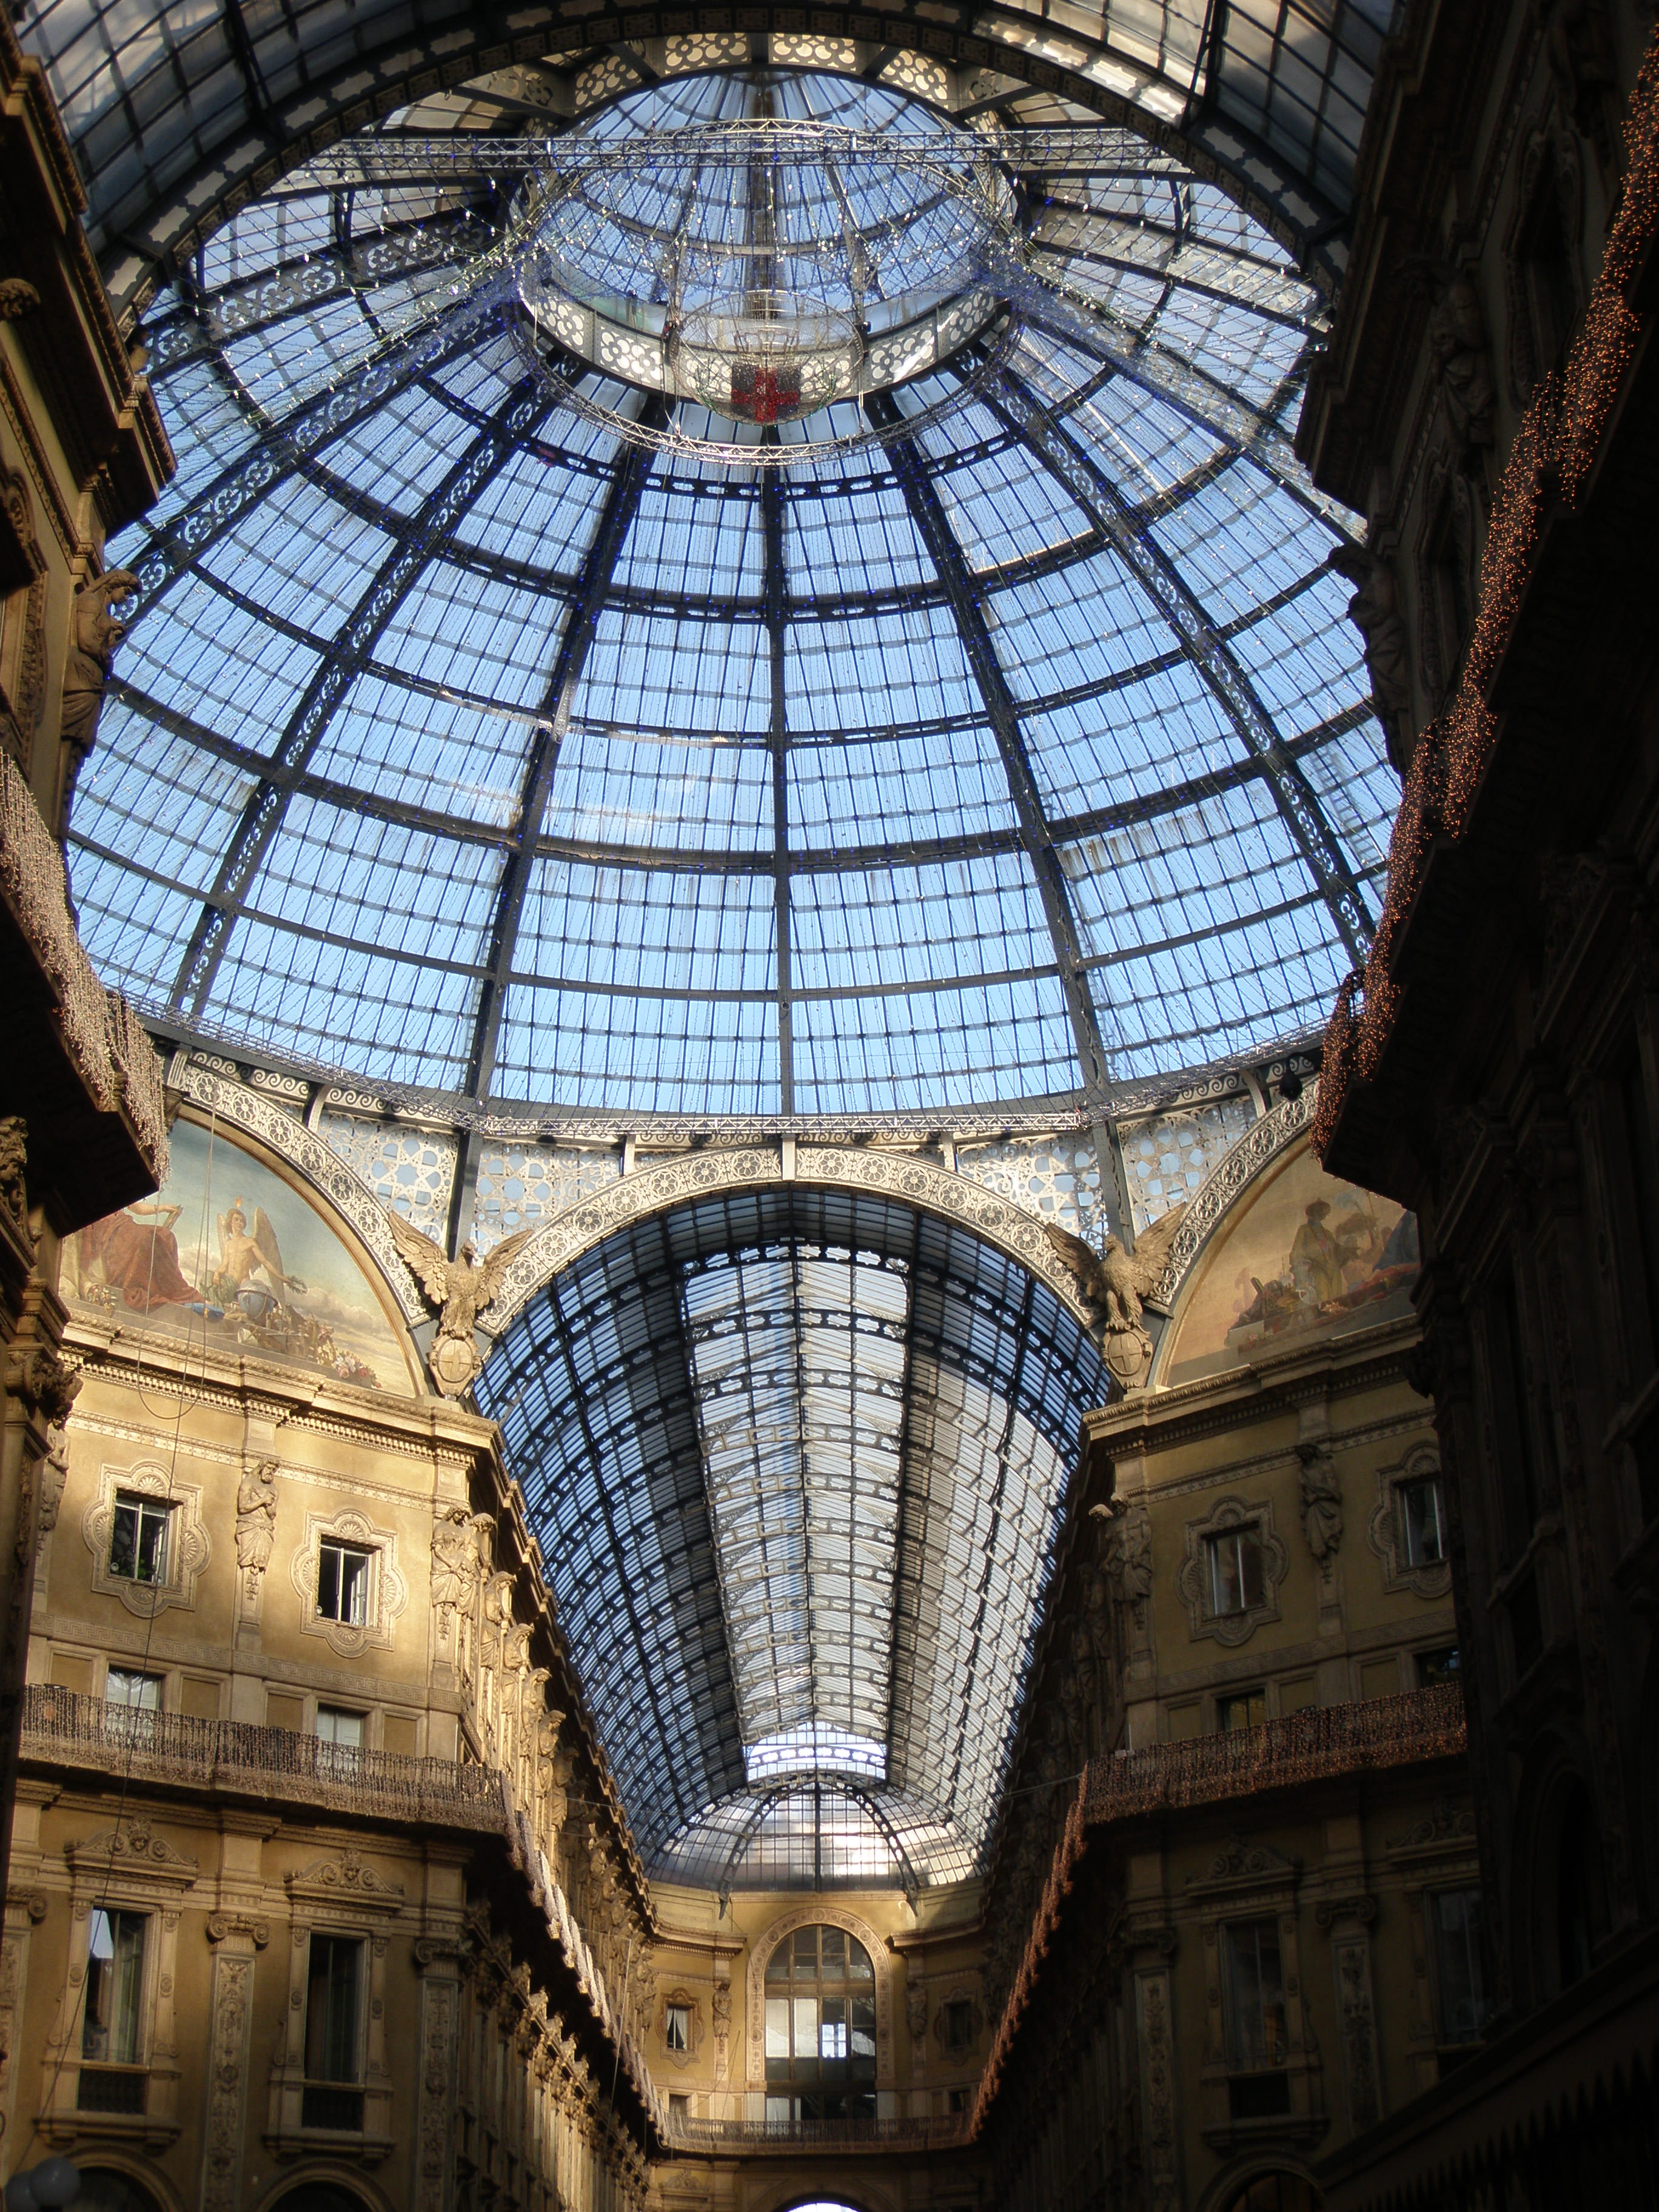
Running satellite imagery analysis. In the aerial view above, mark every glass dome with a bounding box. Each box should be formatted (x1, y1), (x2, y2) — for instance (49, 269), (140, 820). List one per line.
(70, 62), (1393, 1121)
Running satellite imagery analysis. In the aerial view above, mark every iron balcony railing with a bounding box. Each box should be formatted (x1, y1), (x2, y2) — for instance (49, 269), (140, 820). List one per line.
(665, 2112), (971, 2153)
(1083, 1682), (1468, 1826)
(20, 1686), (505, 1828)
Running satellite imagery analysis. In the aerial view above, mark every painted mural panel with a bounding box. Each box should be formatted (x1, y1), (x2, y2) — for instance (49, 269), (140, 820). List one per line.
(1159, 1136), (1418, 1386)
(63, 1114), (417, 1393)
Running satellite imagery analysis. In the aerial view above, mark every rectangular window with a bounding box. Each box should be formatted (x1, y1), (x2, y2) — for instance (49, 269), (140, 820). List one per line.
(104, 1667), (163, 1711)
(1221, 1918), (1288, 2073)
(304, 1933), (363, 2083)
(82, 1908), (146, 2064)
(108, 1495), (170, 1584)
(1399, 1475), (1447, 1566)
(665, 2002), (691, 2053)
(1415, 1646), (1461, 1690)
(104, 1667), (164, 1745)
(819, 1997), (849, 2060)
(317, 1542), (370, 1626)
(1216, 1687), (1267, 1732)
(668, 2093), (689, 2122)
(941, 1998), (974, 2049)
(315, 1706), (364, 1749)
(1207, 1529), (1265, 1618)
(1430, 1888), (1489, 2045)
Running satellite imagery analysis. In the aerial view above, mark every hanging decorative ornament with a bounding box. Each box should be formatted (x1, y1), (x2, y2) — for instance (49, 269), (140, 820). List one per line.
(511, 103), (1016, 465)
(666, 292), (862, 426)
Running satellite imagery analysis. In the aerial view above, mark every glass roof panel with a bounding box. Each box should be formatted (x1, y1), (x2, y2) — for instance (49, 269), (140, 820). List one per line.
(79, 63), (1384, 1121)
(480, 1188), (1107, 1885)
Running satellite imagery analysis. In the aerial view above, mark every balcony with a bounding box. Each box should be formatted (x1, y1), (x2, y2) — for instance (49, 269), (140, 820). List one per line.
(20, 1686), (505, 1830)
(1085, 1683), (1467, 1826)
(664, 2112), (971, 2154)
(973, 1687), (1469, 2133)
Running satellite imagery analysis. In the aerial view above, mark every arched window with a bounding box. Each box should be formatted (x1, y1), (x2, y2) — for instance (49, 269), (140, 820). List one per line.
(763, 1925), (877, 2122)
(1223, 2174), (1321, 2212)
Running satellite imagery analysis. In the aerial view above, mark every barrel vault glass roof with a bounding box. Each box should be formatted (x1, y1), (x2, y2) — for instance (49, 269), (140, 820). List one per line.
(69, 62), (1394, 1122)
(478, 1187), (1109, 1887)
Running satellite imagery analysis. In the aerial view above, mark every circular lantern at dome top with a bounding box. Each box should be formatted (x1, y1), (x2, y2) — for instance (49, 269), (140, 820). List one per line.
(513, 102), (1016, 458)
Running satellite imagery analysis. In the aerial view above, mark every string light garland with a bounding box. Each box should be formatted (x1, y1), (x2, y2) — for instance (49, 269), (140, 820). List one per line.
(1314, 19), (1659, 1162)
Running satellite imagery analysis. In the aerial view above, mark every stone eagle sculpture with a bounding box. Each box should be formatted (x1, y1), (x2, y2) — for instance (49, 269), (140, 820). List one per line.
(384, 1213), (538, 1396)
(1044, 1205), (1188, 1387)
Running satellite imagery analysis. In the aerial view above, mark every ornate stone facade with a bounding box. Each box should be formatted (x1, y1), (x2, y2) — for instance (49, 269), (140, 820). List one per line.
(1305, 3), (1659, 2205)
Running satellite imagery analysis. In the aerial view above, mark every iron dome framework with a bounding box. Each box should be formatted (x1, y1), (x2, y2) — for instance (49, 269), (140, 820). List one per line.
(41, 37), (1399, 1883)
(68, 64), (1393, 1124)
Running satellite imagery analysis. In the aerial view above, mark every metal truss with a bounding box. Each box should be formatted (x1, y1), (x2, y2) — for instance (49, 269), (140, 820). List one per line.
(459, 394), (669, 1104)
(983, 358), (1375, 967)
(1000, 272), (1358, 538)
(271, 123), (1222, 195)
(167, 372), (555, 1015)
(865, 384), (1116, 1102)
(127, 267), (517, 617)
(1027, 204), (1322, 332)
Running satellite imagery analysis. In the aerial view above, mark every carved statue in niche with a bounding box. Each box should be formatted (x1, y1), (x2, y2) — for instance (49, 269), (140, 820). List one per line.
(1297, 1441), (1344, 1569)
(1059, 1615), (1096, 1755)
(431, 1505), (490, 1627)
(1093, 1498), (1153, 1621)
(233, 1458), (278, 1600)
(1407, 261), (1497, 454)
(1546, 0), (1620, 177)
(1326, 545), (1412, 741)
(1045, 1204), (1188, 1390)
(59, 570), (138, 761)
(38, 1413), (70, 1539)
(0, 1117), (27, 1240)
(385, 1213), (537, 1396)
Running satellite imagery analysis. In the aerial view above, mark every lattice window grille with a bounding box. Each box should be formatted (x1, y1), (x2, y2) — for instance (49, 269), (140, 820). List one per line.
(318, 1116), (458, 1244)
(951, 1134), (1103, 1245)
(879, 52), (951, 103)
(472, 1142), (622, 1249)
(1118, 1096), (1256, 1233)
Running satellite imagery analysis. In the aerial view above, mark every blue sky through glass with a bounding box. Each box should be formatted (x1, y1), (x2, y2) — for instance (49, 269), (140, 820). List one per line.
(75, 64), (1390, 1118)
